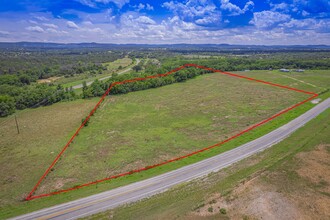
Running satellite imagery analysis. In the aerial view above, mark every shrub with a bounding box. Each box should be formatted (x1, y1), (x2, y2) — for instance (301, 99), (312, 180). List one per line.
(0, 95), (15, 117)
(220, 208), (227, 214)
(82, 117), (89, 126)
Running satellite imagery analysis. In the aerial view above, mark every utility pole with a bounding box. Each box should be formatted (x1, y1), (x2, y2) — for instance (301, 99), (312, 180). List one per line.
(14, 115), (20, 134)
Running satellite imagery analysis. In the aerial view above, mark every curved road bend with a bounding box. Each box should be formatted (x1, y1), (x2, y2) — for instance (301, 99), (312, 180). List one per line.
(12, 98), (330, 220)
(72, 58), (140, 89)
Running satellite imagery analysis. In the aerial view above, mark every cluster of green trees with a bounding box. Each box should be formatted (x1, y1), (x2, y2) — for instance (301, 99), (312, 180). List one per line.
(0, 84), (77, 117)
(0, 95), (15, 117)
(0, 50), (124, 84)
(0, 49), (125, 117)
(159, 56), (330, 71)
(82, 67), (210, 98)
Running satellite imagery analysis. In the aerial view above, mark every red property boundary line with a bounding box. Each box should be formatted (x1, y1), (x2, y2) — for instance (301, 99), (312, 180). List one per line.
(26, 64), (318, 201)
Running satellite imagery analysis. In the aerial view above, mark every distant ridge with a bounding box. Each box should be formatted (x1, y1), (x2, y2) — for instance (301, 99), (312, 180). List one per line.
(0, 42), (329, 51)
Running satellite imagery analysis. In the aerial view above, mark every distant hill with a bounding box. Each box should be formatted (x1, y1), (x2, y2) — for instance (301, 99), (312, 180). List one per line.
(0, 42), (329, 52)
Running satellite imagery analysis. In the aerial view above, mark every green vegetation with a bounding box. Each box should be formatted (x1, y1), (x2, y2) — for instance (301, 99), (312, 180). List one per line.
(0, 50), (124, 117)
(0, 68), (328, 219)
(1, 47), (330, 219)
(0, 98), (99, 214)
(0, 49), (124, 78)
(1, 48), (330, 117)
(57, 57), (133, 88)
(220, 208), (227, 215)
(82, 66), (209, 98)
(103, 57), (132, 71)
(0, 95), (15, 117)
(0, 83), (77, 116)
(36, 72), (307, 195)
(238, 69), (330, 94)
(83, 105), (330, 220)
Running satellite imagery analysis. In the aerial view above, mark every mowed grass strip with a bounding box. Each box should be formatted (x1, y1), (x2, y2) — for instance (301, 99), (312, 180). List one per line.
(36, 72), (308, 195)
(0, 99), (99, 206)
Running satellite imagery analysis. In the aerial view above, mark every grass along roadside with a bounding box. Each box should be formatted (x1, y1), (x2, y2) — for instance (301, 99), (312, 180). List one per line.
(0, 74), (328, 219)
(84, 102), (330, 220)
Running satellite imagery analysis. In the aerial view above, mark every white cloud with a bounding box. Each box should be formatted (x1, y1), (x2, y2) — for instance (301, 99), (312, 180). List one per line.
(43, 23), (58, 29)
(1, 5), (329, 45)
(66, 21), (79, 29)
(301, 10), (310, 17)
(26, 26), (45, 33)
(137, 3), (145, 11)
(196, 16), (219, 25)
(134, 3), (154, 11)
(220, 0), (254, 15)
(97, 0), (129, 8)
(280, 18), (330, 33)
(34, 16), (48, 21)
(163, 1), (217, 18)
(270, 3), (289, 12)
(45, 28), (68, 35)
(135, 16), (156, 25)
(28, 20), (38, 24)
(162, 0), (220, 26)
(82, 21), (93, 26)
(0, 30), (10, 38)
(146, 4), (154, 11)
(250, 11), (291, 29)
(77, 0), (130, 8)
(77, 0), (96, 8)
(120, 14), (157, 27)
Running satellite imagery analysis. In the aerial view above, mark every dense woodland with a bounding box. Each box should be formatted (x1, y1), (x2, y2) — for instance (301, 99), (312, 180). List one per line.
(1, 46), (330, 117)
(0, 49), (124, 117)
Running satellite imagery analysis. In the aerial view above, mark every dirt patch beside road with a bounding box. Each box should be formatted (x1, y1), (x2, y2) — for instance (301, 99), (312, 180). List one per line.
(192, 144), (330, 220)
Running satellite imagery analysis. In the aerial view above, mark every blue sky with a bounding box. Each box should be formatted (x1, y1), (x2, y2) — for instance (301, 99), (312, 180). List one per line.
(0, 0), (329, 44)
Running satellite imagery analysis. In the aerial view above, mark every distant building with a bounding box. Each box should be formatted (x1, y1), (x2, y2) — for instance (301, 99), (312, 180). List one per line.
(280, 68), (290, 72)
(296, 69), (305, 72)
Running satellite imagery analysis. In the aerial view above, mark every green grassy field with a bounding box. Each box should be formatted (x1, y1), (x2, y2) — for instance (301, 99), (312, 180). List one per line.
(103, 57), (133, 70)
(56, 57), (133, 88)
(237, 69), (330, 93)
(84, 105), (330, 220)
(0, 69), (329, 219)
(35, 71), (309, 195)
(0, 99), (99, 211)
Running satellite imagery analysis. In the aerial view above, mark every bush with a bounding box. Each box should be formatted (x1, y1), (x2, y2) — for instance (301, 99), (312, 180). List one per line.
(220, 208), (227, 214)
(82, 117), (89, 126)
(208, 207), (213, 213)
(0, 95), (15, 117)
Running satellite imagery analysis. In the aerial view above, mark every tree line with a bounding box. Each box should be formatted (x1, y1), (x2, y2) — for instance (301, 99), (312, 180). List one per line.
(82, 66), (210, 99)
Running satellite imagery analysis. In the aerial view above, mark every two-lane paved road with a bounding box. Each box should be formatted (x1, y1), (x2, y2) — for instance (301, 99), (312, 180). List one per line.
(12, 98), (330, 220)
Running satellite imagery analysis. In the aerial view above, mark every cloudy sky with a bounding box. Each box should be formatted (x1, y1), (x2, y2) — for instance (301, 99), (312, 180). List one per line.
(0, 0), (329, 44)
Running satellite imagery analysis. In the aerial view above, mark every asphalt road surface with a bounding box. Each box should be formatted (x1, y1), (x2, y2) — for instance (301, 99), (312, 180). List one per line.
(12, 97), (330, 220)
(72, 58), (140, 89)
